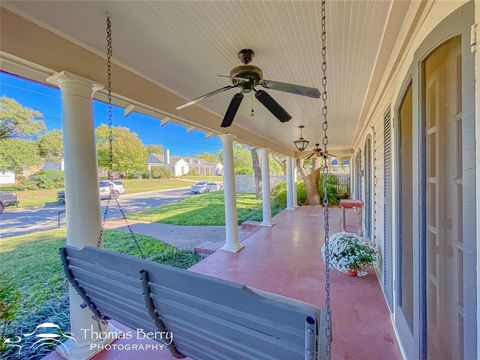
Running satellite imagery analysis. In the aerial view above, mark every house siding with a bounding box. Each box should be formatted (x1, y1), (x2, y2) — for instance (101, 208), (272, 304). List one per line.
(354, 1), (476, 357)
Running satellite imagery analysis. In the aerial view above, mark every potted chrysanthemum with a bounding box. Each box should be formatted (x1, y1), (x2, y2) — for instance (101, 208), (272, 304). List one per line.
(321, 232), (379, 276)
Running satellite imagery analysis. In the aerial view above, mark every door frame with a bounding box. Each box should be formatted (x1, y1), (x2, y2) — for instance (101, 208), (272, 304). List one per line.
(393, 2), (476, 359)
(394, 74), (417, 360)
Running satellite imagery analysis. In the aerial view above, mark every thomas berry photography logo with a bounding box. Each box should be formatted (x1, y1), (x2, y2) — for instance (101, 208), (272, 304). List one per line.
(3, 322), (76, 356)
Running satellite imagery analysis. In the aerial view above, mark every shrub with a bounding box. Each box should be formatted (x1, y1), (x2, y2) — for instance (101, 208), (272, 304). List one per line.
(15, 179), (38, 191)
(33, 170), (64, 189)
(296, 181), (307, 204)
(272, 187), (287, 209)
(235, 167), (252, 175)
(271, 181), (286, 198)
(0, 274), (21, 351)
(17, 170), (64, 190)
(271, 174), (341, 207)
(271, 181), (306, 209)
(319, 174), (340, 205)
(150, 166), (172, 179)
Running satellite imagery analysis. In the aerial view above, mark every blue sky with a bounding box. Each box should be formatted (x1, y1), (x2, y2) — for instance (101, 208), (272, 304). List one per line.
(0, 71), (222, 156)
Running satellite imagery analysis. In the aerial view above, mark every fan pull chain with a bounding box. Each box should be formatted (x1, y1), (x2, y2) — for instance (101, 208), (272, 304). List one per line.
(251, 92), (255, 117)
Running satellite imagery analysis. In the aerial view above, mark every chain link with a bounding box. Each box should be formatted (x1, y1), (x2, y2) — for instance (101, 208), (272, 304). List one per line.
(321, 0), (332, 358)
(106, 16), (114, 180)
(96, 16), (144, 258)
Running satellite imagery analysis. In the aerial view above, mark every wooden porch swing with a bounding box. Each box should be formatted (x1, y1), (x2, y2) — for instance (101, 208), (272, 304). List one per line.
(60, 2), (333, 359)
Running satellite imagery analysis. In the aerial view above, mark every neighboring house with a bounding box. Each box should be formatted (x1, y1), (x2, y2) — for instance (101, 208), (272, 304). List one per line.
(44, 158), (65, 171)
(183, 157), (223, 176)
(0, 171), (15, 185)
(147, 148), (223, 177)
(146, 152), (167, 171)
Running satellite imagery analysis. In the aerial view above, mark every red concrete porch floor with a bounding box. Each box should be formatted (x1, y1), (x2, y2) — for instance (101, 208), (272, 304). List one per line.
(45, 206), (401, 360)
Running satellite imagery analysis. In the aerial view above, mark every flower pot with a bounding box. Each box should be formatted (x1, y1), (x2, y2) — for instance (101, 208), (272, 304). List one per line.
(345, 269), (357, 276)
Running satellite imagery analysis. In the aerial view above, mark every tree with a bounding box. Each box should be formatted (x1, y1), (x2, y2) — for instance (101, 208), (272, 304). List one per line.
(233, 144), (253, 169)
(270, 153), (286, 175)
(0, 97), (45, 139)
(38, 130), (63, 161)
(296, 157), (322, 205)
(0, 139), (42, 174)
(251, 149), (262, 199)
(216, 143), (253, 174)
(146, 144), (163, 155)
(96, 124), (147, 175)
(195, 152), (219, 163)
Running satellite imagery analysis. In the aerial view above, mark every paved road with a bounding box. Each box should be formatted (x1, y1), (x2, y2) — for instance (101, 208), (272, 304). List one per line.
(0, 188), (192, 238)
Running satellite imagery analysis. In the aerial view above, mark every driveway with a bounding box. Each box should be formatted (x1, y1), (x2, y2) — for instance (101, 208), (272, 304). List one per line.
(0, 188), (191, 238)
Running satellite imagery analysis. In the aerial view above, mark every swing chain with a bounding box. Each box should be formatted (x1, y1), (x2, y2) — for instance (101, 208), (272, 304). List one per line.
(96, 16), (144, 258)
(96, 15), (113, 248)
(321, 0), (332, 358)
(106, 15), (114, 179)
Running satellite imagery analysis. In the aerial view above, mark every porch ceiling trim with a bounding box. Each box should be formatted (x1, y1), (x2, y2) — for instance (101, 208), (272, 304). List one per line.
(0, 7), (295, 156)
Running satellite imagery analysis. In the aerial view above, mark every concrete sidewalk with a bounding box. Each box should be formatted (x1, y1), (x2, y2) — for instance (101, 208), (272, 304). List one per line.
(106, 219), (258, 250)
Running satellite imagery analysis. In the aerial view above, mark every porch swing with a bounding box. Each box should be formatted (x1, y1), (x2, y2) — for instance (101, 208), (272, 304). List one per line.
(59, 1), (333, 359)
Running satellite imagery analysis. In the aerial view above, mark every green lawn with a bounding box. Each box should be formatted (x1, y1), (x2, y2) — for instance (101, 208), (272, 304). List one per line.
(3, 188), (60, 208)
(129, 192), (283, 226)
(121, 178), (189, 193)
(0, 228), (200, 358)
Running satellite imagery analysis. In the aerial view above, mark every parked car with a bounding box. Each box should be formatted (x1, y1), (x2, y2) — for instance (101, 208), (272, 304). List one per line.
(206, 182), (222, 192)
(190, 182), (209, 194)
(0, 192), (19, 214)
(57, 181), (121, 204)
(112, 180), (126, 194)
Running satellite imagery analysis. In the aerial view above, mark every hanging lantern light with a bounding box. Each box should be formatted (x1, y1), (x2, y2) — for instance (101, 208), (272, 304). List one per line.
(293, 125), (309, 152)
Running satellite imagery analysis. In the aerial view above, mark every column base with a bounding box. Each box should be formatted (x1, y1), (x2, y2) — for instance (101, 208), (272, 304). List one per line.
(221, 242), (244, 252)
(260, 221), (274, 227)
(55, 322), (122, 360)
(286, 207), (296, 211)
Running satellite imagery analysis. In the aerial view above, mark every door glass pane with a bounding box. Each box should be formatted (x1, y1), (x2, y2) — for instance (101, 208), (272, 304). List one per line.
(399, 84), (413, 329)
(423, 36), (462, 360)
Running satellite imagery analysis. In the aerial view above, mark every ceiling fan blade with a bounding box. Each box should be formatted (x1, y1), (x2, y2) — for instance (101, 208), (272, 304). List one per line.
(254, 90), (292, 123)
(305, 153), (315, 160)
(221, 92), (244, 128)
(176, 85), (238, 110)
(261, 80), (320, 98)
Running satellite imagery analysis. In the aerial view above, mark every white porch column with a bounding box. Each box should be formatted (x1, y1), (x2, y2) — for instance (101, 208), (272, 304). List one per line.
(286, 157), (294, 210)
(260, 148), (273, 226)
(220, 134), (243, 252)
(292, 158), (298, 207)
(48, 71), (119, 359)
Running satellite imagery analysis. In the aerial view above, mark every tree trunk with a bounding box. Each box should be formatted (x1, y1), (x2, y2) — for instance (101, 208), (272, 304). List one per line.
(296, 158), (321, 205)
(251, 148), (262, 199)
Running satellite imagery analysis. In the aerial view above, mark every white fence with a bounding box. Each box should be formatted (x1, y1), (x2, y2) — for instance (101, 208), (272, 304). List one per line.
(328, 165), (351, 196)
(235, 175), (285, 194)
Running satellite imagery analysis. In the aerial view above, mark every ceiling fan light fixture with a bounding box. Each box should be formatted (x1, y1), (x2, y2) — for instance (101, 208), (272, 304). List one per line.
(294, 125), (309, 152)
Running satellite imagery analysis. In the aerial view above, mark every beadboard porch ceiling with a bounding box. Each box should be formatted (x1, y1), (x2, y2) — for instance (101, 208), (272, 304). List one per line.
(2, 1), (411, 152)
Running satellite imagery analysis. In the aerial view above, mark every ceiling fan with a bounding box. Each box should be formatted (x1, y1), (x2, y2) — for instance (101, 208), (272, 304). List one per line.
(176, 49), (321, 128)
(302, 143), (337, 160)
